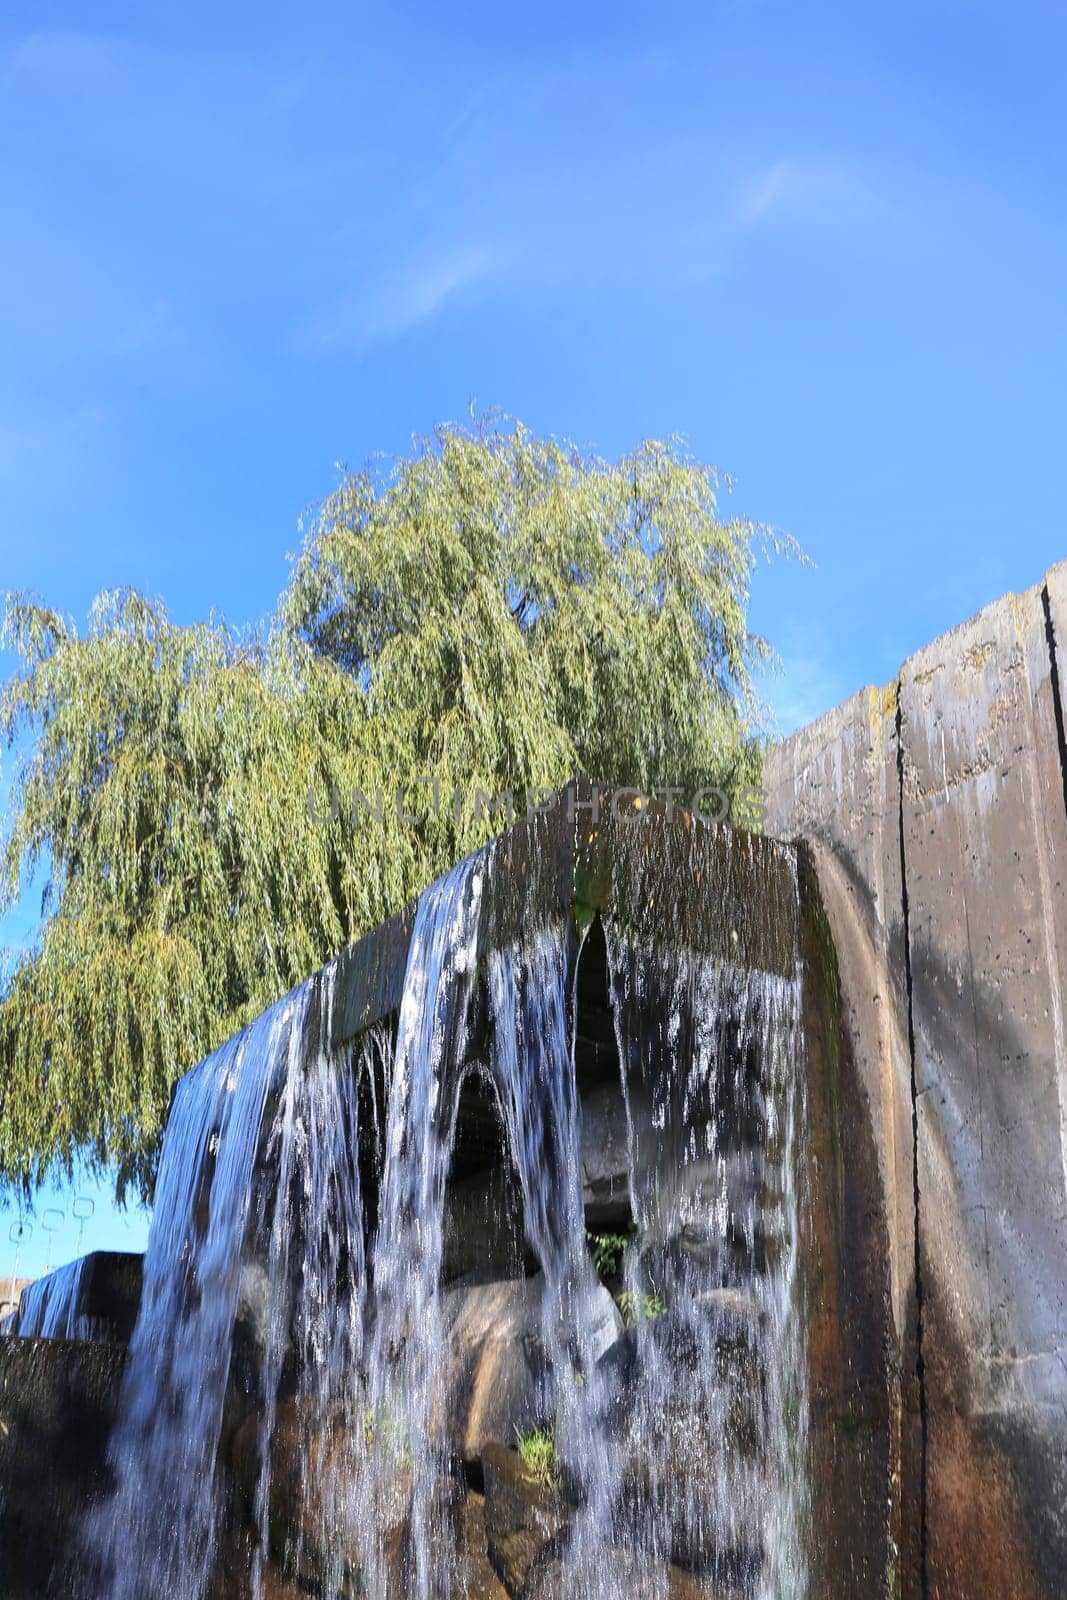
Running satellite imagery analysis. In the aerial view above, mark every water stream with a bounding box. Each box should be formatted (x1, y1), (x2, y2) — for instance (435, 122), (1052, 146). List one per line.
(599, 927), (808, 1597)
(83, 977), (323, 1600)
(11, 1258), (94, 1341)
(80, 831), (808, 1600)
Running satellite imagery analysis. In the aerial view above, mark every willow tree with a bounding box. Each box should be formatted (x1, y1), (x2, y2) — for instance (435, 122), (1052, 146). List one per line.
(1, 417), (782, 1199)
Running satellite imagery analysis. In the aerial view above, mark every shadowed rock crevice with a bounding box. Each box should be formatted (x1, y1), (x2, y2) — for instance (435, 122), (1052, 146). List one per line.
(1040, 582), (1067, 827)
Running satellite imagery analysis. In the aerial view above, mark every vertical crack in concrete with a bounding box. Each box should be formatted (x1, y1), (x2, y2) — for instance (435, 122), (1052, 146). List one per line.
(895, 683), (929, 1600)
(1039, 580), (1067, 1276)
(1042, 583), (1067, 825)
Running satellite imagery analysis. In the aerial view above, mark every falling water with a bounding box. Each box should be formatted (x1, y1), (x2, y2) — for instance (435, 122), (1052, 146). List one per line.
(80, 825), (808, 1600)
(82, 975), (325, 1600)
(274, 853), (588, 1600)
(243, 1007), (383, 1600)
(596, 928), (808, 1598)
(487, 925), (605, 1421)
(10, 1258), (93, 1340)
(479, 882), (807, 1597)
(351, 851), (486, 1600)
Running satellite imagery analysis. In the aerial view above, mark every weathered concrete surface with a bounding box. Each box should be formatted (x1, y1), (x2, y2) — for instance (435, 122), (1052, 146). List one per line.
(765, 689), (916, 1346)
(795, 843), (909, 1597)
(0, 1336), (128, 1598)
(765, 560), (1067, 1598)
(321, 782), (798, 1055)
(765, 689), (922, 1581)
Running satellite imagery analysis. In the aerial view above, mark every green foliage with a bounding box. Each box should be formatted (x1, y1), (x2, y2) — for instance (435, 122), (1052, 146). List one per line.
(361, 1405), (412, 1467)
(586, 1227), (635, 1280)
(284, 415), (777, 803)
(618, 1290), (668, 1329)
(0, 414), (788, 1200)
(515, 1424), (556, 1489)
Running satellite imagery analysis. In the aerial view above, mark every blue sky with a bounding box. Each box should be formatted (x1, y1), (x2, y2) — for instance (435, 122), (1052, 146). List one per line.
(2, 0), (1067, 1268)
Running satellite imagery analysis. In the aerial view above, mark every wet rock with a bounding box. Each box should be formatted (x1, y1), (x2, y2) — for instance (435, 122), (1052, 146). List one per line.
(442, 1275), (622, 1462)
(598, 1308), (764, 1453)
(206, 1526), (308, 1600)
(441, 1279), (545, 1461)
(230, 1396), (453, 1596)
(481, 1439), (569, 1595)
(594, 1309), (765, 1571)
(443, 1165), (527, 1283)
(229, 1402), (361, 1577)
(455, 1488), (511, 1599)
(578, 1084), (634, 1226)
(524, 1548), (736, 1599)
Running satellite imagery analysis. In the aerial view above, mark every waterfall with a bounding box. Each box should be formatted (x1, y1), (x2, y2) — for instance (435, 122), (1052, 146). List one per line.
(334, 850), (486, 1600)
(480, 900), (807, 1597)
(82, 975), (327, 1600)
(80, 828), (808, 1600)
(11, 1258), (94, 1341)
(487, 925), (605, 1451)
(597, 930), (808, 1598)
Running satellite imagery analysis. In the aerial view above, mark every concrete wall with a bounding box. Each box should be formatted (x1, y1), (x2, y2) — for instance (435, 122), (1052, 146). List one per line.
(0, 1338), (129, 1598)
(765, 561), (1067, 1598)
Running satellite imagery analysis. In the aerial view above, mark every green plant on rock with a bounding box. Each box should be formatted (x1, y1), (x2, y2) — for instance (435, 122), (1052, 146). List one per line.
(586, 1226), (635, 1280)
(360, 1404), (412, 1468)
(618, 1290), (667, 1329)
(515, 1424), (557, 1490)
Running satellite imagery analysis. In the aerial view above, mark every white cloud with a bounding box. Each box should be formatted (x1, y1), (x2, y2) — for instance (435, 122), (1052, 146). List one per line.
(293, 53), (890, 357)
(302, 245), (496, 352)
(9, 29), (119, 80)
(0, 27), (915, 372)
(738, 161), (800, 229)
(371, 247), (496, 342)
(733, 156), (876, 235)
(757, 622), (849, 738)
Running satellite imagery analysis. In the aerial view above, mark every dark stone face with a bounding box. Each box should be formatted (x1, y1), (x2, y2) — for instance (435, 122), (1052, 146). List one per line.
(0, 1338), (128, 1600)
(795, 845), (902, 1598)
